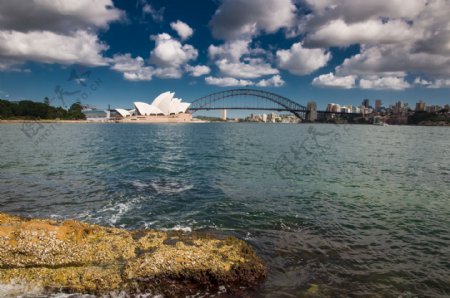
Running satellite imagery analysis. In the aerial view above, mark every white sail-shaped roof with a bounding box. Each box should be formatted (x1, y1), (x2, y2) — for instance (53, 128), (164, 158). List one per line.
(151, 91), (174, 110)
(134, 102), (163, 115)
(115, 92), (190, 117)
(154, 92), (174, 115)
(176, 102), (190, 114)
(115, 108), (132, 117)
(169, 98), (182, 114)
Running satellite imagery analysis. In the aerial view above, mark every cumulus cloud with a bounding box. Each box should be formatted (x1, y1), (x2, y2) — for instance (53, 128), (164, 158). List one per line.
(150, 33), (198, 69)
(111, 33), (201, 81)
(0, 0), (124, 33)
(302, 0), (450, 88)
(303, 0), (426, 24)
(210, 0), (296, 40)
(110, 54), (153, 81)
(142, 3), (164, 23)
(216, 58), (278, 79)
(256, 75), (285, 87)
(170, 20), (194, 40)
(336, 44), (450, 77)
(312, 73), (356, 89)
(205, 76), (254, 87)
(0, 0), (123, 71)
(208, 40), (251, 62)
(305, 19), (415, 48)
(359, 76), (411, 90)
(428, 79), (450, 88)
(185, 65), (211, 77)
(0, 30), (108, 67)
(277, 42), (331, 75)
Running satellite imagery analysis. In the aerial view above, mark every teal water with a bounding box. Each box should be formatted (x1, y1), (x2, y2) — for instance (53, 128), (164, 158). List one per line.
(0, 123), (449, 297)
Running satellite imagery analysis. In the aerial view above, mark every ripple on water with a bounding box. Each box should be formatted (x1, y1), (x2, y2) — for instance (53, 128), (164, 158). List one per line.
(0, 123), (449, 297)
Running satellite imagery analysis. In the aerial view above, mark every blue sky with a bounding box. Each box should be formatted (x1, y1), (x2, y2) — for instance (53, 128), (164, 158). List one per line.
(0, 0), (449, 112)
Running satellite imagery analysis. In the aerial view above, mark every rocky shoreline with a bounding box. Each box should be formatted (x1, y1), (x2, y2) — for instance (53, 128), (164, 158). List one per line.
(0, 212), (267, 296)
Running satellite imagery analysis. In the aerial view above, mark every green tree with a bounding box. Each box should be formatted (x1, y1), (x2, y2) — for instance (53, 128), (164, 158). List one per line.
(44, 97), (50, 106)
(66, 102), (86, 120)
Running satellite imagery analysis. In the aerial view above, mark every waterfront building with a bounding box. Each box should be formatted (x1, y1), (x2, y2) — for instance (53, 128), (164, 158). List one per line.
(416, 100), (426, 111)
(362, 98), (370, 108)
(82, 109), (110, 122)
(375, 99), (382, 111)
(262, 114), (268, 123)
(221, 109), (227, 121)
(114, 91), (192, 122)
(306, 101), (317, 122)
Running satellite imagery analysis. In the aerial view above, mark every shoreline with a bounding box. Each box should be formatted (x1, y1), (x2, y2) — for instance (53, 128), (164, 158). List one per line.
(0, 119), (448, 126)
(0, 212), (266, 296)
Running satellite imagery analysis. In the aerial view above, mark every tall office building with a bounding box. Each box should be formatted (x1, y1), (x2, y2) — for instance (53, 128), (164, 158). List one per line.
(362, 98), (370, 108)
(416, 100), (426, 111)
(375, 99), (382, 111)
(221, 109), (227, 121)
(307, 101), (317, 122)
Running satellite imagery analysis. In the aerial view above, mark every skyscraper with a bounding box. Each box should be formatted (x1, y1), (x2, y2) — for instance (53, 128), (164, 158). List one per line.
(375, 99), (382, 111)
(362, 98), (370, 108)
(221, 109), (227, 121)
(416, 100), (426, 111)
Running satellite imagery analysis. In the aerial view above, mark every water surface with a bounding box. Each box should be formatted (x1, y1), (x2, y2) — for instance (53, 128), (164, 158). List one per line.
(0, 123), (449, 297)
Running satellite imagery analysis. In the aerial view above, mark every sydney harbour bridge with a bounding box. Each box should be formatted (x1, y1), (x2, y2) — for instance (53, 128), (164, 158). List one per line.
(187, 88), (357, 121)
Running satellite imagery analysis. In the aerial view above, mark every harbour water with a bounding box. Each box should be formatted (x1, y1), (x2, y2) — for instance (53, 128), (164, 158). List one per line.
(0, 123), (449, 297)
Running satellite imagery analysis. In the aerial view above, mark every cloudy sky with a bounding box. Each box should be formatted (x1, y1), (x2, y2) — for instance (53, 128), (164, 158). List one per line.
(0, 0), (450, 110)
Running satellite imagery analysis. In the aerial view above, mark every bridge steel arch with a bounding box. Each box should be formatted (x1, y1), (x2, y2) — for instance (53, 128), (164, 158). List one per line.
(187, 89), (308, 119)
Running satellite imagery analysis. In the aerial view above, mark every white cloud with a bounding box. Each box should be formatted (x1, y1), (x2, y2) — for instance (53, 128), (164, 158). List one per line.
(336, 44), (450, 77)
(210, 0), (296, 40)
(208, 40), (250, 62)
(359, 76), (411, 90)
(0, 0), (123, 71)
(142, 3), (164, 22)
(277, 42), (331, 75)
(303, 0), (426, 24)
(414, 77), (432, 86)
(216, 58), (278, 79)
(185, 65), (211, 77)
(0, 0), (124, 33)
(300, 0), (450, 87)
(110, 53), (153, 81)
(428, 79), (450, 89)
(306, 19), (415, 48)
(153, 67), (183, 79)
(312, 73), (356, 89)
(170, 20), (193, 40)
(205, 76), (254, 87)
(256, 75), (285, 87)
(150, 33), (198, 68)
(111, 34), (202, 81)
(0, 30), (108, 67)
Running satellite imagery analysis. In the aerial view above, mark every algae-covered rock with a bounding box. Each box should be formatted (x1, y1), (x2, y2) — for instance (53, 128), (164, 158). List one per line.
(0, 213), (266, 296)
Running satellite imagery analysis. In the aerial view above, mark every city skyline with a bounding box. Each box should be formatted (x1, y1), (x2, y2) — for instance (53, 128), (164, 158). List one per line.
(1, 0), (450, 110)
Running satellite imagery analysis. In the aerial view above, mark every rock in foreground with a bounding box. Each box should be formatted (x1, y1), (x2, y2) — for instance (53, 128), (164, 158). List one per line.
(0, 213), (266, 296)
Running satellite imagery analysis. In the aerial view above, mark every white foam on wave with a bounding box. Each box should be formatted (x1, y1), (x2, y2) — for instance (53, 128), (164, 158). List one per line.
(161, 225), (192, 233)
(0, 281), (166, 298)
(131, 181), (149, 188)
(150, 180), (193, 195)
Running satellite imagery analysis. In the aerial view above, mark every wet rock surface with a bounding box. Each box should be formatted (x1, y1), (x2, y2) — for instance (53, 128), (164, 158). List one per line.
(0, 213), (267, 296)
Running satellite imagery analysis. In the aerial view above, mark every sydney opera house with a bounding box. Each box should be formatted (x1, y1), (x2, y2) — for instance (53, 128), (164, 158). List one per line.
(113, 91), (193, 123)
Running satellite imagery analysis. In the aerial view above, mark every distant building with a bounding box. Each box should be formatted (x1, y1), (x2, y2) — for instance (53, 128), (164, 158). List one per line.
(221, 109), (227, 121)
(416, 100), (426, 112)
(262, 113), (268, 122)
(362, 98), (370, 108)
(82, 109), (109, 122)
(375, 99), (382, 111)
(306, 101), (317, 122)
